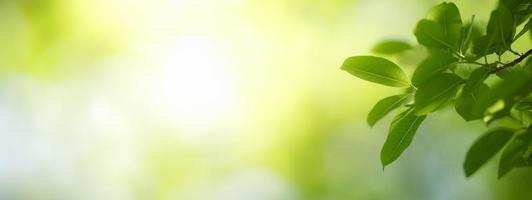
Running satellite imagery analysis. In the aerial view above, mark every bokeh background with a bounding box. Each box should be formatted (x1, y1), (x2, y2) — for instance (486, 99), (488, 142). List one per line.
(0, 0), (531, 199)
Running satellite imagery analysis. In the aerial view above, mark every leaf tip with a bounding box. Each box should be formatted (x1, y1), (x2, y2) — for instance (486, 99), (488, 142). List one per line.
(464, 169), (473, 178)
(380, 153), (393, 169)
(381, 159), (389, 170)
(367, 118), (376, 127)
(463, 160), (475, 178)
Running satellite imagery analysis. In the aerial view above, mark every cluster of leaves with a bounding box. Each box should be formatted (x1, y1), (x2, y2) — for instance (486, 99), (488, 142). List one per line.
(341, 0), (532, 178)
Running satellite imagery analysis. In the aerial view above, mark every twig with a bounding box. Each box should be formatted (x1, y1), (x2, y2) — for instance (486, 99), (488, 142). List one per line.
(490, 49), (532, 74)
(508, 49), (521, 56)
(458, 61), (484, 66)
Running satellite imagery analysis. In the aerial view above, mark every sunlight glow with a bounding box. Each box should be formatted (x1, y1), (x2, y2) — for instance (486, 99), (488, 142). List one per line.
(148, 37), (241, 141)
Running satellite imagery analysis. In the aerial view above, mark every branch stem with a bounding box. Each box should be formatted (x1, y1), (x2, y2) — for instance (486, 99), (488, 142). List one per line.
(490, 49), (532, 74)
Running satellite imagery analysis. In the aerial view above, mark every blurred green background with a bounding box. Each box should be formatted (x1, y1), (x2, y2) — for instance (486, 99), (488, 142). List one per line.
(0, 0), (531, 199)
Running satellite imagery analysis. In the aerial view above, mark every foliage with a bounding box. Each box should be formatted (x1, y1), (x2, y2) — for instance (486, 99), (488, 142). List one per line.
(341, 0), (532, 178)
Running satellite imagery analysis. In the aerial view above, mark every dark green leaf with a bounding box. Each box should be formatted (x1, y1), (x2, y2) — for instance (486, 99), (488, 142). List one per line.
(456, 83), (491, 121)
(495, 64), (526, 79)
(472, 35), (496, 56)
(411, 50), (457, 87)
(367, 94), (409, 126)
(341, 56), (411, 87)
(516, 101), (532, 110)
(453, 63), (476, 79)
(415, 2), (463, 50)
(514, 17), (531, 41)
(414, 19), (451, 49)
(464, 128), (514, 177)
(519, 111), (532, 125)
(476, 72), (532, 115)
(414, 73), (463, 115)
(486, 6), (515, 55)
(460, 20), (483, 53)
(525, 57), (532, 76)
(372, 40), (413, 55)
(499, 125), (532, 178)
(381, 107), (426, 167)
(462, 67), (491, 94)
(485, 99), (516, 125)
(499, 0), (532, 25)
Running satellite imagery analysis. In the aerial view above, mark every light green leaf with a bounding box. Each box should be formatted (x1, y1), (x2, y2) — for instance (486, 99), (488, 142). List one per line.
(464, 128), (514, 177)
(372, 40), (413, 55)
(367, 94), (409, 126)
(411, 50), (457, 86)
(498, 125), (532, 178)
(341, 56), (410, 87)
(381, 107), (426, 167)
(414, 73), (463, 115)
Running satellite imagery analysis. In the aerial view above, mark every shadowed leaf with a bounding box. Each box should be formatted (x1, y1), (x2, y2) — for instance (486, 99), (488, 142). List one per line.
(464, 128), (514, 177)
(414, 73), (463, 115)
(486, 6), (515, 55)
(411, 50), (457, 86)
(499, 125), (532, 178)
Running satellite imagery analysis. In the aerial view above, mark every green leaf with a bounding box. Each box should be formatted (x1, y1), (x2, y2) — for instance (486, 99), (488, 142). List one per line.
(484, 99), (516, 125)
(411, 50), (457, 87)
(518, 110), (532, 125)
(486, 6), (515, 55)
(516, 101), (532, 110)
(453, 63), (478, 79)
(462, 66), (491, 94)
(341, 56), (410, 87)
(513, 17), (531, 41)
(472, 35), (496, 56)
(476, 71), (532, 112)
(414, 2), (463, 50)
(381, 107), (426, 167)
(499, 125), (532, 178)
(414, 20), (453, 49)
(460, 20), (483, 53)
(495, 65), (526, 80)
(525, 57), (532, 77)
(372, 40), (413, 55)
(464, 128), (514, 177)
(455, 83), (491, 121)
(414, 73), (463, 115)
(500, 0), (532, 25)
(367, 94), (409, 126)
(426, 2), (463, 49)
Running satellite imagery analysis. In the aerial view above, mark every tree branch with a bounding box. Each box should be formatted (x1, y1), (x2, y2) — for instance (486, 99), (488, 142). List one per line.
(490, 49), (532, 74)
